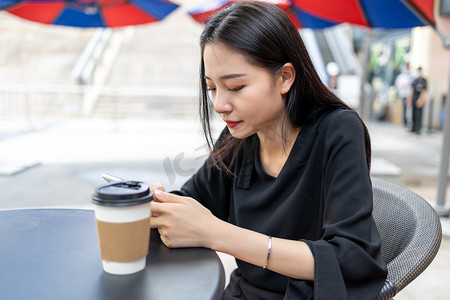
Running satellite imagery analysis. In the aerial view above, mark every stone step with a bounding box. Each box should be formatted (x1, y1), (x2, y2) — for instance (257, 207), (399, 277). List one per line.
(91, 94), (198, 119)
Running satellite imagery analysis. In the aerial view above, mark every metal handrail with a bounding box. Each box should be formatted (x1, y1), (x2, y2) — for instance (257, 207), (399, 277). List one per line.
(70, 28), (112, 85)
(0, 84), (197, 97)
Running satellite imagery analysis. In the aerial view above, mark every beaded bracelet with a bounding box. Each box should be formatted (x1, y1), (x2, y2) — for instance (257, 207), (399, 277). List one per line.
(263, 236), (272, 269)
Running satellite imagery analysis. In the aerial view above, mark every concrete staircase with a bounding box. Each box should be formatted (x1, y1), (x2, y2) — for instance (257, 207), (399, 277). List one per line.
(92, 6), (204, 119)
(0, 0), (206, 120)
(0, 11), (95, 86)
(0, 11), (94, 118)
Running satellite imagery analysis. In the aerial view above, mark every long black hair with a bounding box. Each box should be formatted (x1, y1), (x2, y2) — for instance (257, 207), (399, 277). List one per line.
(199, 1), (371, 173)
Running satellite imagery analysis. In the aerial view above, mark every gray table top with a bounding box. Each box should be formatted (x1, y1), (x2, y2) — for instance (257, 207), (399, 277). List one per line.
(0, 209), (225, 300)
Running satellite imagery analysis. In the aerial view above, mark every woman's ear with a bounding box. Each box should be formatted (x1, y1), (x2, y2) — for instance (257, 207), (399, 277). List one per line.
(280, 63), (296, 95)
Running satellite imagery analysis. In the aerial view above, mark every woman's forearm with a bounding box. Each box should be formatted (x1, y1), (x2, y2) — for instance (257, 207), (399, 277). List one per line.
(207, 220), (315, 281)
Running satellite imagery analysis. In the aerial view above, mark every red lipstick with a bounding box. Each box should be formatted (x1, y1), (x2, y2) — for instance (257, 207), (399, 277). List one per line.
(225, 121), (242, 128)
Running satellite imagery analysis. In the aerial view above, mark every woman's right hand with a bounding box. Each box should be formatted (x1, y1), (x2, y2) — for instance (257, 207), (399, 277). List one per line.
(150, 182), (166, 228)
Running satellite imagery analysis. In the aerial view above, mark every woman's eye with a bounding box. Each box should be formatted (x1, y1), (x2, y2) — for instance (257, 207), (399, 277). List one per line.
(207, 87), (216, 92)
(227, 86), (244, 92)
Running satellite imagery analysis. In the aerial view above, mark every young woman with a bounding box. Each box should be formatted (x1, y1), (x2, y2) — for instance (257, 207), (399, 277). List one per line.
(150, 2), (387, 299)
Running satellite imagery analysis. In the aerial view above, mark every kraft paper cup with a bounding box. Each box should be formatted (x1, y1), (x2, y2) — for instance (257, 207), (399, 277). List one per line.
(92, 181), (153, 275)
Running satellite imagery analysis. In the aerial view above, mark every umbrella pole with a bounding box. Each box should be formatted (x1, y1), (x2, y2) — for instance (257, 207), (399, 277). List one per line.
(435, 28), (450, 217)
(436, 66), (450, 216)
(358, 29), (374, 121)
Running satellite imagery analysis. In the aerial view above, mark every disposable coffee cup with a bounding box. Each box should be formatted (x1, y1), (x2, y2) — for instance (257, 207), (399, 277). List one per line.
(92, 181), (153, 275)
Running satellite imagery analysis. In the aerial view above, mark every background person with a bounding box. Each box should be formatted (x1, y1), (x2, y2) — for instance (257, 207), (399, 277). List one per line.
(395, 63), (413, 127)
(326, 61), (340, 94)
(407, 67), (428, 134)
(150, 2), (387, 299)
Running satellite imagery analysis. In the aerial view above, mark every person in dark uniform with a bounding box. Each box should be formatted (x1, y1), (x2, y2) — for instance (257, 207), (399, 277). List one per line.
(149, 2), (387, 299)
(407, 67), (428, 134)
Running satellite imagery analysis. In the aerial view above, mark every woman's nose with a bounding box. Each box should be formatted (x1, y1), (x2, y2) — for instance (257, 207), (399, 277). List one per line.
(213, 91), (232, 114)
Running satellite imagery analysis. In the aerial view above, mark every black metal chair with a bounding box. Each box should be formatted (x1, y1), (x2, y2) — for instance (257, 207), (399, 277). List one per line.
(372, 177), (442, 300)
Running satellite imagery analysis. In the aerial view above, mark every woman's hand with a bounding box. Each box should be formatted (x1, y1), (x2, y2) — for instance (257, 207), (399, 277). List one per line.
(150, 182), (166, 195)
(150, 187), (219, 249)
(149, 182), (166, 228)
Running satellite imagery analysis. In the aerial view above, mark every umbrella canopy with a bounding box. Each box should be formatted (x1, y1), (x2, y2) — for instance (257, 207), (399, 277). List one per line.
(2, 0), (179, 28)
(0, 0), (19, 9)
(188, 0), (436, 29)
(187, 0), (338, 29)
(188, 0), (228, 24)
(292, 0), (436, 29)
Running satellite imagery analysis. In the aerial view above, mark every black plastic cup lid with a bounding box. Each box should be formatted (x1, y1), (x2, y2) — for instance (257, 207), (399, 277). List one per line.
(92, 181), (153, 207)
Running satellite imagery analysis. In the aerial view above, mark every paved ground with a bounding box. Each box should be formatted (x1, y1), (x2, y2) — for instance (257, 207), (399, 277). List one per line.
(1, 116), (449, 298)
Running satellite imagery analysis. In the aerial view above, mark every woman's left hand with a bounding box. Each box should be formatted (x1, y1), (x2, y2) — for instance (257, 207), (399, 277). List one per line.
(150, 190), (218, 248)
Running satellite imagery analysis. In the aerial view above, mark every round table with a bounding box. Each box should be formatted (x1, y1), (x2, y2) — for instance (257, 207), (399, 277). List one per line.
(0, 209), (225, 300)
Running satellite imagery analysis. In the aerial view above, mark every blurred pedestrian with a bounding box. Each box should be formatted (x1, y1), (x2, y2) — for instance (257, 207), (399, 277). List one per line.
(406, 67), (428, 134)
(395, 63), (413, 127)
(326, 61), (339, 94)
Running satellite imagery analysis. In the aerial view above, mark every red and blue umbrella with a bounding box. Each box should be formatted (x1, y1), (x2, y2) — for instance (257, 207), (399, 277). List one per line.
(187, 0), (329, 29)
(2, 0), (180, 28)
(292, 0), (436, 29)
(188, 0), (436, 29)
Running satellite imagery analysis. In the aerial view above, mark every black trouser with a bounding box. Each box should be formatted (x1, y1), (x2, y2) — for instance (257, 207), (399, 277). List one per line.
(402, 97), (408, 126)
(411, 104), (423, 133)
(222, 269), (284, 300)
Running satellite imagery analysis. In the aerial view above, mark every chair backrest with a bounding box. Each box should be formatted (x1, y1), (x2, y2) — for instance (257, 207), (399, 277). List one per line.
(371, 177), (442, 300)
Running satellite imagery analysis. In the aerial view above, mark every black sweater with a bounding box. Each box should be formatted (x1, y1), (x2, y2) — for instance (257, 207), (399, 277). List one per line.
(175, 109), (387, 299)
